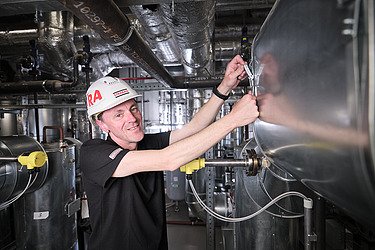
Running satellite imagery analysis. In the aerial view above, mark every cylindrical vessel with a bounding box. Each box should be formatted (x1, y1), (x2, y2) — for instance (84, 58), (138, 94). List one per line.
(0, 207), (13, 249)
(0, 136), (48, 250)
(28, 99), (72, 142)
(0, 100), (18, 136)
(234, 139), (305, 249)
(0, 135), (48, 204)
(253, 0), (375, 228)
(13, 141), (78, 249)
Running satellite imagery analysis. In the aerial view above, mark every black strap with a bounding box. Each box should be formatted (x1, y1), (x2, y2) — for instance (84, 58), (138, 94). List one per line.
(212, 86), (230, 101)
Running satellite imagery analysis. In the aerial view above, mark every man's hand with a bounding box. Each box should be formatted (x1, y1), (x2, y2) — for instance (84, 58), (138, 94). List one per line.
(228, 92), (259, 127)
(217, 55), (247, 96)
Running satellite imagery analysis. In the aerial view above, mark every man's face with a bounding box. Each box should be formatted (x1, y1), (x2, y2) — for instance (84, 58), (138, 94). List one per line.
(97, 99), (144, 149)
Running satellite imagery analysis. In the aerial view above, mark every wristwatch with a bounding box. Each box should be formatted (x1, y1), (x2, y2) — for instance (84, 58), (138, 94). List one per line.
(212, 85), (230, 101)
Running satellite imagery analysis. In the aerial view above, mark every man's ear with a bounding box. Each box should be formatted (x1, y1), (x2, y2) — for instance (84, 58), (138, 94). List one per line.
(96, 119), (109, 133)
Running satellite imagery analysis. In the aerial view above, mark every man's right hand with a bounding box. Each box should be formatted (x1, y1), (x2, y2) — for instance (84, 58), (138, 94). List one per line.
(228, 92), (259, 127)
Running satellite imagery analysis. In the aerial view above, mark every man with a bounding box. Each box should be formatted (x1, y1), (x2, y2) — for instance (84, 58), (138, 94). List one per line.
(80, 55), (259, 249)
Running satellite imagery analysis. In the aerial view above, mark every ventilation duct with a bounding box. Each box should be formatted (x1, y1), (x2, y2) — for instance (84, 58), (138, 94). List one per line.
(37, 11), (76, 79)
(161, 0), (215, 76)
(57, 0), (178, 88)
(130, 5), (180, 64)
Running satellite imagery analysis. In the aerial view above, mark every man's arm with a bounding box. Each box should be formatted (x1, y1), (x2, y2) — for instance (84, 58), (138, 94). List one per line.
(113, 93), (259, 177)
(170, 55), (247, 144)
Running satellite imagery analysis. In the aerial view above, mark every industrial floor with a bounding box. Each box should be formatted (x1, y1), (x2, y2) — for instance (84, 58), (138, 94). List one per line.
(166, 200), (225, 250)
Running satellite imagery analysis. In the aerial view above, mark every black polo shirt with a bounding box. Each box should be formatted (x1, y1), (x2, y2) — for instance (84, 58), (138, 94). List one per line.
(80, 132), (170, 250)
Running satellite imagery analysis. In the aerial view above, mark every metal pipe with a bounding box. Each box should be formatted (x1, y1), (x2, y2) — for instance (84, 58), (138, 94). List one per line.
(57, 0), (178, 88)
(205, 159), (252, 168)
(0, 104), (86, 109)
(121, 77), (153, 81)
(304, 199), (314, 250)
(0, 28), (38, 46)
(0, 79), (79, 94)
(0, 156), (18, 161)
(314, 196), (325, 250)
(33, 93), (40, 142)
(42, 126), (64, 143)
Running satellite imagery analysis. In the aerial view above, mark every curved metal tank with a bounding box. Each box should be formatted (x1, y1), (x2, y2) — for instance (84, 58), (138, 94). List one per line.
(0, 135), (48, 204)
(252, 0), (375, 228)
(13, 141), (78, 249)
(0, 207), (13, 249)
(0, 136), (48, 249)
(234, 139), (308, 250)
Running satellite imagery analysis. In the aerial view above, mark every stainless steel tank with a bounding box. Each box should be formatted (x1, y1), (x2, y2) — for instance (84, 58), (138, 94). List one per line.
(252, 0), (375, 228)
(13, 140), (79, 249)
(234, 139), (308, 249)
(0, 100), (18, 136)
(27, 99), (72, 142)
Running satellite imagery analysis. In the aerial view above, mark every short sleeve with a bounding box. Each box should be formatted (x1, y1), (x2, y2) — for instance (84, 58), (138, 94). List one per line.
(80, 139), (129, 187)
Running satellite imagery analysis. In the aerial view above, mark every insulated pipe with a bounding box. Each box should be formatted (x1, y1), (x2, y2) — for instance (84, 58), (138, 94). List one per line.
(161, 0), (215, 76)
(0, 104), (86, 109)
(0, 29), (38, 46)
(130, 5), (180, 63)
(57, 0), (178, 88)
(0, 58), (81, 94)
(0, 80), (77, 94)
(37, 11), (76, 78)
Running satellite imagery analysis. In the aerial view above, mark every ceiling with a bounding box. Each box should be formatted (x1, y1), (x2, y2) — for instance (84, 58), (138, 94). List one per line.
(0, 0), (274, 92)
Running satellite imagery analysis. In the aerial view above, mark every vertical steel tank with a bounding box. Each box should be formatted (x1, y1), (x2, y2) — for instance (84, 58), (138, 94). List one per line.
(234, 139), (308, 249)
(252, 0), (375, 228)
(12, 139), (79, 249)
(0, 135), (48, 249)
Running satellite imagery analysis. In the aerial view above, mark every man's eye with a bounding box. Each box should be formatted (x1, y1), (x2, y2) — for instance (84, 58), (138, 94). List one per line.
(130, 107), (139, 113)
(115, 113), (123, 118)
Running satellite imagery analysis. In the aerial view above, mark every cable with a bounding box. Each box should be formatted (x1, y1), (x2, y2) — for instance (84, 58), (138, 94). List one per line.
(0, 173), (33, 209)
(188, 179), (310, 223)
(28, 171), (39, 187)
(257, 169), (303, 216)
(239, 169), (303, 219)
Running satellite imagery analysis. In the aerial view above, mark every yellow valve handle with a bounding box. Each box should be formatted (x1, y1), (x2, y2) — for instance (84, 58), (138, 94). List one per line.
(18, 151), (48, 170)
(180, 158), (205, 175)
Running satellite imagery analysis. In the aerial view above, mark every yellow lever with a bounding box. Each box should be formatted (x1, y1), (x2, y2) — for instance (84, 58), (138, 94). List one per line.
(18, 151), (48, 170)
(180, 158), (206, 175)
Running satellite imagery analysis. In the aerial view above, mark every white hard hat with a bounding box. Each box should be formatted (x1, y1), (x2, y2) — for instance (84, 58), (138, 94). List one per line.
(86, 76), (142, 124)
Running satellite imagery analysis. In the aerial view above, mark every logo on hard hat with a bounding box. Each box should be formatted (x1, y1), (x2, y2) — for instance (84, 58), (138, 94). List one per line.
(113, 88), (129, 98)
(103, 79), (117, 85)
(87, 90), (102, 107)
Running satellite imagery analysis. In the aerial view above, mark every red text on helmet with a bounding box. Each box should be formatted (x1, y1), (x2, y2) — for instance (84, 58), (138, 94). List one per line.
(87, 90), (102, 107)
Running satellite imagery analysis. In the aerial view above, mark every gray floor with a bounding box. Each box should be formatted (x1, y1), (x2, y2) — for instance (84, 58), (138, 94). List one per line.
(166, 201), (226, 250)
(166, 201), (207, 250)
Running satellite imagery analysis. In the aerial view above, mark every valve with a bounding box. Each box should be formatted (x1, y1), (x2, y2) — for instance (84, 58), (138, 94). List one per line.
(180, 153), (269, 179)
(180, 158), (206, 179)
(18, 151), (48, 172)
